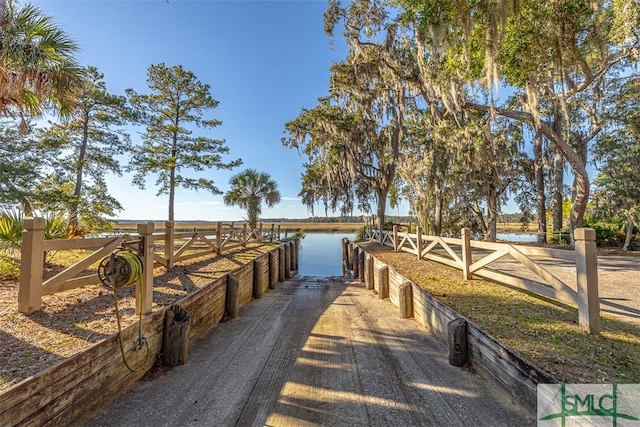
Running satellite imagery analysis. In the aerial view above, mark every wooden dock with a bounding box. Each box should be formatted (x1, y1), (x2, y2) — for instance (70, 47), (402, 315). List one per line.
(87, 276), (534, 426)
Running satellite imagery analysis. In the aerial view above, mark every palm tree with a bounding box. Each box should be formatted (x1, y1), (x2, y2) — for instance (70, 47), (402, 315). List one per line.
(0, 0), (81, 130)
(223, 169), (281, 228)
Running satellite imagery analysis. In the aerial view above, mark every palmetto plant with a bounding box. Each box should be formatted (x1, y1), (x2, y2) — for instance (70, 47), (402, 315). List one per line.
(0, 0), (81, 129)
(223, 169), (281, 229)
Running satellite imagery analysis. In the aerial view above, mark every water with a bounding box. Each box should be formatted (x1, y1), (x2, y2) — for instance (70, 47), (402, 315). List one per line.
(496, 233), (538, 242)
(297, 232), (355, 276)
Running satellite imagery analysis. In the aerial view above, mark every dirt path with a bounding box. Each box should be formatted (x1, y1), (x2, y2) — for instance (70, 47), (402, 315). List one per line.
(86, 277), (533, 426)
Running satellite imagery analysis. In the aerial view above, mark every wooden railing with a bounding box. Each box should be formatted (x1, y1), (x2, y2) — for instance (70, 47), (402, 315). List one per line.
(364, 225), (601, 334)
(18, 219), (282, 316)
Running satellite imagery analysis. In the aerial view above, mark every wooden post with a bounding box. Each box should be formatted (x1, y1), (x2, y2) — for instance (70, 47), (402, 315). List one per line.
(163, 305), (190, 367)
(270, 224), (275, 243)
(393, 224), (399, 251)
(284, 242), (292, 279)
(258, 223), (263, 242)
(18, 217), (45, 314)
(365, 254), (374, 290)
(348, 242), (354, 270)
(341, 238), (349, 266)
(137, 222), (155, 315)
(416, 226), (423, 260)
(461, 227), (472, 281)
(358, 249), (365, 282)
(164, 221), (174, 269)
(290, 240), (297, 272)
(377, 266), (389, 299)
(216, 221), (222, 255)
(226, 274), (240, 319)
(399, 282), (413, 319)
(352, 246), (359, 278)
(253, 256), (268, 299)
(448, 318), (468, 367)
(242, 223), (248, 248)
(278, 246), (285, 282)
(575, 228), (601, 334)
(269, 250), (278, 289)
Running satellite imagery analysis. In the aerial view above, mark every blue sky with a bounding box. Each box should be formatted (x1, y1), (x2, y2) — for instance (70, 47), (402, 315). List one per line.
(34, 0), (409, 221)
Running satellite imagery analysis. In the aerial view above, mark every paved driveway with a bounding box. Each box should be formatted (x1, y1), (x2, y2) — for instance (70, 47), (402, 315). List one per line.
(87, 277), (533, 426)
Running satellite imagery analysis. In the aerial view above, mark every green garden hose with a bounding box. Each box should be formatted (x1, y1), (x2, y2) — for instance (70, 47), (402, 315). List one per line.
(99, 249), (150, 373)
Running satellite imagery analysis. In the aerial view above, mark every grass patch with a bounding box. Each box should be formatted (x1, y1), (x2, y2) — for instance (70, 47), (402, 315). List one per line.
(0, 254), (19, 281)
(361, 243), (640, 384)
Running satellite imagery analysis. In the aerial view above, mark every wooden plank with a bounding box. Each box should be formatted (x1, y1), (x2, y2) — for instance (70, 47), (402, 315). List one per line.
(194, 233), (217, 251)
(174, 249), (216, 263)
(423, 253), (462, 270)
(469, 248), (510, 274)
(43, 237), (119, 251)
(507, 246), (578, 304)
(469, 240), (505, 251)
(473, 269), (578, 305)
(436, 238), (463, 265)
(42, 238), (125, 294)
(510, 244), (574, 260)
(43, 274), (100, 295)
(173, 234), (198, 259)
(154, 253), (168, 267)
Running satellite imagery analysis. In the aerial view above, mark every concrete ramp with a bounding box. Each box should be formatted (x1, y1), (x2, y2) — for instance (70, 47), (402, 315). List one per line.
(87, 276), (534, 426)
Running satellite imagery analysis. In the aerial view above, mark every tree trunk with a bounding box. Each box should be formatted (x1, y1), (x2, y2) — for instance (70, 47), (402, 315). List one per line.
(432, 180), (443, 236)
(622, 218), (635, 251)
(375, 187), (387, 231)
(552, 148), (564, 233)
(71, 110), (90, 230)
(533, 132), (547, 243)
(487, 189), (498, 242)
(471, 202), (488, 238)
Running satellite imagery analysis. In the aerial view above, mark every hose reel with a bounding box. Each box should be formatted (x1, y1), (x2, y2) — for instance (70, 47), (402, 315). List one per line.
(98, 250), (143, 288)
(98, 244), (149, 372)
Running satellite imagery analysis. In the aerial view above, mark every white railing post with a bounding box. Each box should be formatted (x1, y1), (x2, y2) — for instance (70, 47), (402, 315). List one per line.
(575, 228), (600, 334)
(461, 228), (472, 280)
(164, 221), (174, 269)
(393, 224), (399, 251)
(18, 217), (45, 314)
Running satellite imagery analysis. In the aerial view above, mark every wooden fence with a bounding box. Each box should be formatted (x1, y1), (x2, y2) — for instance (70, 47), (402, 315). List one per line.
(364, 226), (600, 334)
(18, 219), (282, 316)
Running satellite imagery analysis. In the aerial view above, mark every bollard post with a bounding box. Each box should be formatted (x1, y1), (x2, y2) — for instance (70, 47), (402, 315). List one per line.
(448, 318), (468, 367)
(377, 266), (389, 299)
(18, 217), (45, 314)
(269, 249), (278, 289)
(365, 254), (374, 290)
(284, 242), (292, 279)
(575, 228), (600, 334)
(278, 246), (285, 281)
(358, 249), (365, 282)
(352, 246), (360, 278)
(226, 274), (240, 319)
(399, 281), (413, 319)
(253, 256), (268, 299)
(348, 242), (354, 271)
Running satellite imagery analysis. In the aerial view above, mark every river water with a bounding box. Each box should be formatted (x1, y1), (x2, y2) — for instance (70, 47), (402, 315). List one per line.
(297, 232), (355, 276)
